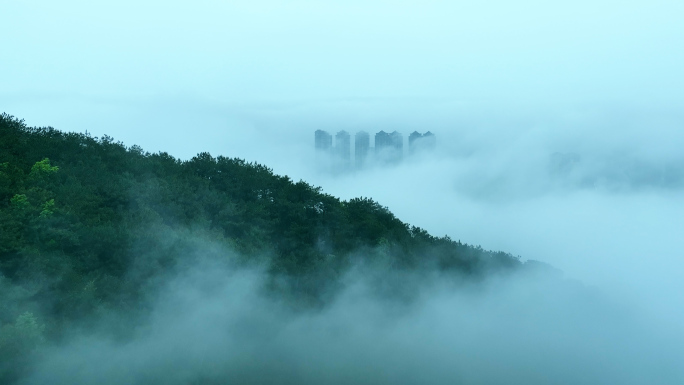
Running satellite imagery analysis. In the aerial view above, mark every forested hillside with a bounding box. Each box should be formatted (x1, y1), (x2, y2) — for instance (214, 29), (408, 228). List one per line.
(0, 113), (521, 382)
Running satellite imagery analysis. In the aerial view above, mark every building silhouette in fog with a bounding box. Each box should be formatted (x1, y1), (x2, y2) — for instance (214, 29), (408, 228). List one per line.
(355, 131), (370, 169)
(315, 130), (332, 153)
(335, 131), (351, 161)
(375, 130), (390, 152)
(408, 131), (421, 150)
(335, 131), (351, 171)
(316, 129), (434, 170)
(390, 131), (403, 152)
(375, 130), (403, 164)
(408, 131), (436, 155)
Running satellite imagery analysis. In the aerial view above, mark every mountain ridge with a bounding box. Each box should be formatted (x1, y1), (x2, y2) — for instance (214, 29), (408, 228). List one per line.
(0, 113), (524, 383)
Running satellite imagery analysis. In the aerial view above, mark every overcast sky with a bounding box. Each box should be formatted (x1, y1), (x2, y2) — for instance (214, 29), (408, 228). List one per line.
(4, 1), (683, 109)
(3, 0), (684, 342)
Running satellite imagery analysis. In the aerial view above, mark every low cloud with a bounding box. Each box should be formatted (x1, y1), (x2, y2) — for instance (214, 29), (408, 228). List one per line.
(22, 256), (684, 385)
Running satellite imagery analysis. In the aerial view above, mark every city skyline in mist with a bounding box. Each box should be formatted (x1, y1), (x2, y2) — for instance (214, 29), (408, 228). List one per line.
(314, 129), (436, 170)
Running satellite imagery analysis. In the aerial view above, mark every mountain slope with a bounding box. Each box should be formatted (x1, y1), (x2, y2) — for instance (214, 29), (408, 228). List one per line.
(0, 113), (521, 382)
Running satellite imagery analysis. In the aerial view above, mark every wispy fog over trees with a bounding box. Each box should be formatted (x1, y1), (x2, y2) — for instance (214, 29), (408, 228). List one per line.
(0, 113), (521, 383)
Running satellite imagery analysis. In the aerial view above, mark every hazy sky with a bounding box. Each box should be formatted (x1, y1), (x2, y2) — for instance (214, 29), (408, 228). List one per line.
(4, 0), (684, 345)
(4, 1), (683, 104)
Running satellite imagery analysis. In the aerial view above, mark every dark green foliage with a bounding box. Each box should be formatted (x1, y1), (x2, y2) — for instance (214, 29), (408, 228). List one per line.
(0, 113), (521, 381)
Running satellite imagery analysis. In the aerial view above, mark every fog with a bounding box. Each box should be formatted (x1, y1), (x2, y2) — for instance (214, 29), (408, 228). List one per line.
(4, 0), (684, 383)
(21, 256), (684, 385)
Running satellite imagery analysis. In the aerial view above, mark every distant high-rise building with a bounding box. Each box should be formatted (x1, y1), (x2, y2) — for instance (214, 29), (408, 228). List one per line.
(375, 130), (402, 164)
(409, 131), (422, 153)
(408, 131), (436, 154)
(315, 130), (332, 152)
(335, 131), (351, 162)
(375, 130), (391, 154)
(355, 131), (370, 169)
(423, 131), (436, 150)
(390, 131), (403, 153)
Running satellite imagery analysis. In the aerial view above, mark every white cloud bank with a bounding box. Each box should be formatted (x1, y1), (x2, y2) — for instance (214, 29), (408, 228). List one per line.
(22, 260), (684, 385)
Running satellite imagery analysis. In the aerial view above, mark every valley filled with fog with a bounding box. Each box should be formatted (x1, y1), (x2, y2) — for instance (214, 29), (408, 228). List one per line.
(33, 97), (682, 305)
(7, 100), (684, 384)
(3, 0), (684, 383)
